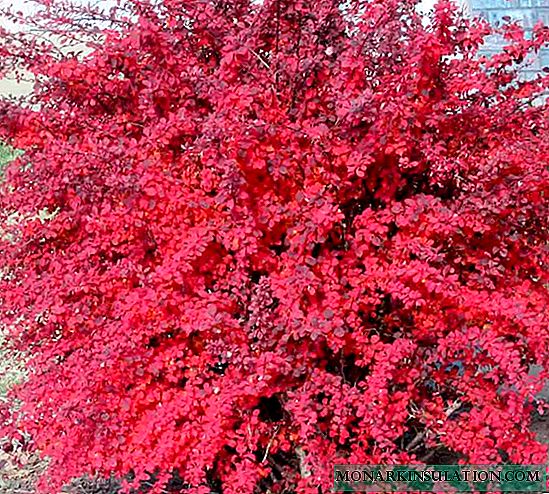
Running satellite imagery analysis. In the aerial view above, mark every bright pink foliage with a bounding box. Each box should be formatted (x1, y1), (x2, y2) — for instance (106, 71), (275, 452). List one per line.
(0, 0), (548, 493)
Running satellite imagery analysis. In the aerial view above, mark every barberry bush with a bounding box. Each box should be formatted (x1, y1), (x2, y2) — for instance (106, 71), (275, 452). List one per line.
(0, 0), (548, 493)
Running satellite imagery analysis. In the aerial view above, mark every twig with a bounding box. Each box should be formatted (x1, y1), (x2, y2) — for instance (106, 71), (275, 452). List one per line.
(248, 48), (271, 72)
(405, 431), (425, 452)
(261, 425), (279, 463)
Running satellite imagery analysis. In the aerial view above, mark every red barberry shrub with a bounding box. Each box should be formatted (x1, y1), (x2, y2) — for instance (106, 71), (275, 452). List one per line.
(0, 0), (548, 493)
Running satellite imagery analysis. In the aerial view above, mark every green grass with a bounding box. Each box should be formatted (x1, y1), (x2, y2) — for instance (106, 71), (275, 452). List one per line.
(0, 143), (20, 171)
(0, 142), (26, 400)
(0, 142), (40, 494)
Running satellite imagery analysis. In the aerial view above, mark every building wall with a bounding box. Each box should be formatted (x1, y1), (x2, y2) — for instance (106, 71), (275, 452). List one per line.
(468, 0), (549, 78)
(471, 0), (549, 28)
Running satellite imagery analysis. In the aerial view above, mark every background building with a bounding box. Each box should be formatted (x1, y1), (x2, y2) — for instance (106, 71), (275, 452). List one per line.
(468, 0), (549, 78)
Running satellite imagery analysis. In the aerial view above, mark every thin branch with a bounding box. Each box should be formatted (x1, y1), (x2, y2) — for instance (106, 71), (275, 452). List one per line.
(248, 48), (271, 72)
(261, 425), (280, 463)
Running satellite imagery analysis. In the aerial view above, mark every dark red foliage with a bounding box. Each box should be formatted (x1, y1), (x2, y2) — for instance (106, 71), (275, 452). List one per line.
(0, 1), (548, 493)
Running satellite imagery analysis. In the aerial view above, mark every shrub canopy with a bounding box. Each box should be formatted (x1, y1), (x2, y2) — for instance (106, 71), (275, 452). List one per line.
(0, 1), (548, 493)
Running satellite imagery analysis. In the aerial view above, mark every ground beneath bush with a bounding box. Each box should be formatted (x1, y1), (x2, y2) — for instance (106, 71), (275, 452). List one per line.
(531, 413), (549, 452)
(0, 418), (547, 494)
(0, 446), (44, 494)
